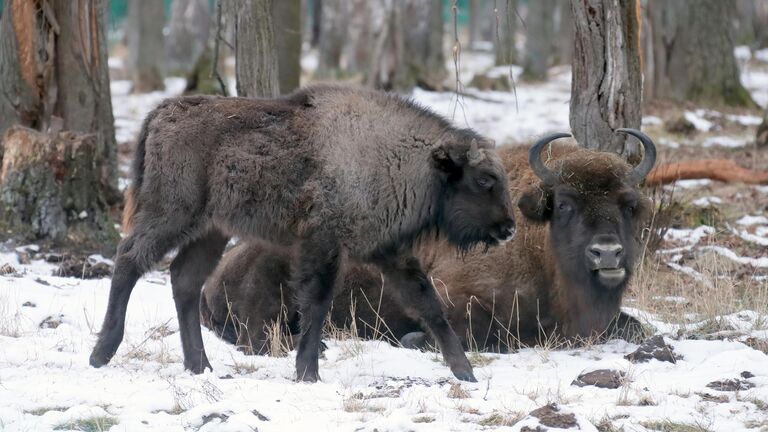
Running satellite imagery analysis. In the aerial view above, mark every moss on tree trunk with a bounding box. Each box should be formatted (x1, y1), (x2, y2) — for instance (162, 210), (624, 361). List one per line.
(645, 0), (757, 108)
(1, 126), (118, 253)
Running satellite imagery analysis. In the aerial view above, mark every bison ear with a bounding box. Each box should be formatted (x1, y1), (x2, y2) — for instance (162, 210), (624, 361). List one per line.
(431, 145), (462, 176)
(518, 187), (552, 222)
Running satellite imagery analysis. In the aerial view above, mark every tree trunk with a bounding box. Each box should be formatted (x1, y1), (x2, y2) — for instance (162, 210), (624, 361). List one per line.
(470, 0), (496, 50)
(522, 0), (554, 80)
(310, 0), (321, 47)
(365, 0), (396, 89)
(494, 0), (517, 65)
(394, 0), (446, 91)
(166, 0), (210, 76)
(645, 0), (756, 108)
(343, 0), (371, 76)
(0, 0), (118, 250)
(469, 0), (479, 48)
(183, 46), (226, 95)
(231, 0), (279, 98)
(756, 1), (768, 49)
(757, 109), (768, 148)
(316, 0), (347, 80)
(553, 0), (573, 65)
(0, 0), (44, 134)
(1, 127), (118, 251)
(272, 0), (301, 94)
(53, 1), (118, 193)
(127, 0), (165, 92)
(570, 0), (642, 157)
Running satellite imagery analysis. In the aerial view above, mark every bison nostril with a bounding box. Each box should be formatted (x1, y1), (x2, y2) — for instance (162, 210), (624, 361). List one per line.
(588, 243), (623, 265)
(588, 248), (602, 260)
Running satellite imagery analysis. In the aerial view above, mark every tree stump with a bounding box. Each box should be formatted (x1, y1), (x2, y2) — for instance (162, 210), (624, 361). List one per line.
(0, 126), (119, 253)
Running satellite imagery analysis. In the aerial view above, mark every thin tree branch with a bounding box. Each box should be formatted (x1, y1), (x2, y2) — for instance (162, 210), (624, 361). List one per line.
(211, 0), (228, 96)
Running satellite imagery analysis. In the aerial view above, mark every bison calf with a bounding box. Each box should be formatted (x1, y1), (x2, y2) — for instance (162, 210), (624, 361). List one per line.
(90, 84), (515, 382)
(200, 129), (656, 353)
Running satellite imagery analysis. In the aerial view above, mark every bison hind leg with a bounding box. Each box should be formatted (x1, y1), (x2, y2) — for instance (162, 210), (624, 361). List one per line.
(293, 238), (342, 383)
(170, 229), (230, 373)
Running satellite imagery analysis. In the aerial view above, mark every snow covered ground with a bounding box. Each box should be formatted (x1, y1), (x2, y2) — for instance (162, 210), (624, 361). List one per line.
(2, 48), (768, 431)
(1, 254), (767, 432)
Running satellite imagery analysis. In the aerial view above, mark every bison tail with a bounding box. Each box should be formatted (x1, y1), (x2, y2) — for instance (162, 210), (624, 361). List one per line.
(121, 186), (139, 234)
(122, 107), (159, 234)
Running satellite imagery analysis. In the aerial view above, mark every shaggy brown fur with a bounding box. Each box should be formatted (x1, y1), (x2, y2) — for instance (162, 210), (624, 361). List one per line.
(90, 84), (516, 383)
(201, 139), (654, 353)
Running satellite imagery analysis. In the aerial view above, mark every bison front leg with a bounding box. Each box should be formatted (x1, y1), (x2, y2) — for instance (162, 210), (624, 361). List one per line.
(293, 239), (342, 382)
(379, 255), (477, 382)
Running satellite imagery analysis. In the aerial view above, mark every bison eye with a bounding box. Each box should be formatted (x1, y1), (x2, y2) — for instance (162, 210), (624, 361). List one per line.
(556, 200), (572, 212)
(476, 175), (495, 190)
(622, 201), (637, 215)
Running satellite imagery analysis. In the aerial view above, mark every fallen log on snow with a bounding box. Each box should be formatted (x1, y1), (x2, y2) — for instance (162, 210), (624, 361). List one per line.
(645, 159), (768, 187)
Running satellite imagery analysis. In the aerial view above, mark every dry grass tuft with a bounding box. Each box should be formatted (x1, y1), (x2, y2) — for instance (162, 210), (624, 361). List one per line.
(447, 382), (470, 399)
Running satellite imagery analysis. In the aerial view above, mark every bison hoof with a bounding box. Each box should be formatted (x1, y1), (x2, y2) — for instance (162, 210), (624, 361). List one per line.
(184, 360), (213, 375)
(88, 350), (111, 368)
(453, 370), (478, 383)
(296, 369), (320, 383)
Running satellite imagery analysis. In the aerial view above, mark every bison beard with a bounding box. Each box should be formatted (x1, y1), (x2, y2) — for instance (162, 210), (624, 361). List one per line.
(199, 129), (657, 354)
(89, 84), (515, 383)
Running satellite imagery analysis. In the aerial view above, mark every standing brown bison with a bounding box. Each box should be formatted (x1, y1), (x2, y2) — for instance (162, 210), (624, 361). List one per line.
(200, 130), (656, 354)
(90, 84), (516, 383)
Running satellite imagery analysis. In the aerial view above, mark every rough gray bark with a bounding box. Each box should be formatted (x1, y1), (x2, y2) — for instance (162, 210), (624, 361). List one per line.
(53, 0), (118, 193)
(553, 0), (573, 65)
(757, 1), (768, 48)
(470, 0), (495, 50)
(394, 0), (446, 91)
(365, 0), (403, 89)
(272, 0), (301, 94)
(127, 0), (165, 92)
(757, 109), (768, 148)
(645, 0), (756, 107)
(362, 0), (445, 91)
(310, 0), (321, 47)
(522, 0), (554, 80)
(494, 0), (517, 65)
(1, 127), (118, 251)
(231, 0), (279, 98)
(0, 0), (118, 249)
(570, 0), (642, 157)
(316, 0), (348, 80)
(0, 0), (42, 135)
(183, 46), (226, 95)
(343, 0), (372, 76)
(166, 0), (210, 76)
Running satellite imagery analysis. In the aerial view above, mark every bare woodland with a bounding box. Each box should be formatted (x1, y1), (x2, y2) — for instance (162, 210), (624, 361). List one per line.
(1, 1), (767, 430)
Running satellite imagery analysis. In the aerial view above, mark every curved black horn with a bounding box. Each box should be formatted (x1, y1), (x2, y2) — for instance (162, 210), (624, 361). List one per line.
(616, 128), (657, 185)
(529, 133), (571, 184)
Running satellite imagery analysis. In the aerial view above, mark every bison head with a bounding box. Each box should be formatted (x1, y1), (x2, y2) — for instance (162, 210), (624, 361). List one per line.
(518, 129), (656, 292)
(432, 135), (515, 252)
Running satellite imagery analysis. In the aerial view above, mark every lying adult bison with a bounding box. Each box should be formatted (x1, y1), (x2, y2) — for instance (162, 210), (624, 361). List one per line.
(90, 84), (515, 383)
(200, 130), (655, 354)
